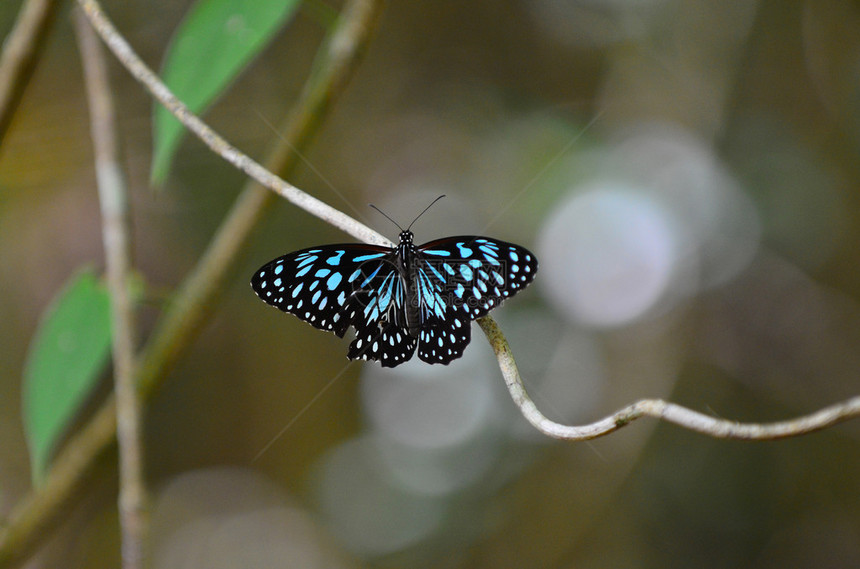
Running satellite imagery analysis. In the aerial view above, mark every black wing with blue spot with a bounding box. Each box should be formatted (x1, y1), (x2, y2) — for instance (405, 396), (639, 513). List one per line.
(251, 243), (422, 367)
(251, 244), (390, 334)
(417, 236), (537, 319)
(412, 236), (538, 364)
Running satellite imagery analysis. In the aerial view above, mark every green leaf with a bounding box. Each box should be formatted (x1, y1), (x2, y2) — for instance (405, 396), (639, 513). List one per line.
(151, 0), (302, 183)
(23, 269), (112, 484)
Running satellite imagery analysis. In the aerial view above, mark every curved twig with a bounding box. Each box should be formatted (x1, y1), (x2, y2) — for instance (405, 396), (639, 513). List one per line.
(478, 317), (860, 440)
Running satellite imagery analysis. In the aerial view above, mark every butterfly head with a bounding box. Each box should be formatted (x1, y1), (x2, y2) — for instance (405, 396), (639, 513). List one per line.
(370, 196), (445, 245)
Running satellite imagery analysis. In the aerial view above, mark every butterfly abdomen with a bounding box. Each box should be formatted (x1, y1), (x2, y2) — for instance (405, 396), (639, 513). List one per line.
(396, 232), (423, 339)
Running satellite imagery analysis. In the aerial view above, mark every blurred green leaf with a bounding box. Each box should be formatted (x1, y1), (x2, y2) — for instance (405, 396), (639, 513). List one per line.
(152, 0), (302, 183)
(23, 269), (112, 484)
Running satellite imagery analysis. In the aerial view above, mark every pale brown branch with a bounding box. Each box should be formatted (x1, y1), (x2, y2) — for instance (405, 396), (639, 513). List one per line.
(73, 8), (146, 569)
(0, 0), (61, 148)
(478, 317), (860, 440)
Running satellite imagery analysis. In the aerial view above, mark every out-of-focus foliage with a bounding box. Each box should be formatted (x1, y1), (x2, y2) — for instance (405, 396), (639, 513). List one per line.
(152, 0), (302, 182)
(22, 269), (111, 484)
(2, 0), (860, 568)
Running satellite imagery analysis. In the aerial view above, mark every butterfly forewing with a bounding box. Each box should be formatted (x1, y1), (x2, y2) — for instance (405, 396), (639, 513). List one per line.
(251, 243), (397, 338)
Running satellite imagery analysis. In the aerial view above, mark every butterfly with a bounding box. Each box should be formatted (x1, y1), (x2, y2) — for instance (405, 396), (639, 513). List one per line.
(251, 201), (538, 367)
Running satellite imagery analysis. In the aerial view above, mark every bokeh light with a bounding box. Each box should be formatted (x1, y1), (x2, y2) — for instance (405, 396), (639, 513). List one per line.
(313, 436), (447, 558)
(150, 467), (346, 569)
(539, 122), (761, 328)
(539, 184), (679, 327)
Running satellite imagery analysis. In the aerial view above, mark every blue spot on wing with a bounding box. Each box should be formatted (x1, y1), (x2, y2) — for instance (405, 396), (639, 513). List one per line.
(297, 256), (316, 269)
(417, 235), (539, 320)
(326, 251), (345, 265)
(360, 264), (383, 287)
(422, 259), (447, 283)
(456, 243), (473, 257)
(352, 252), (387, 262)
(326, 272), (343, 290)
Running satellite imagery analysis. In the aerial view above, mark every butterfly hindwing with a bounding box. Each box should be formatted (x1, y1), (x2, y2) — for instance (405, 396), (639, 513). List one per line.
(348, 320), (417, 367)
(416, 314), (472, 364)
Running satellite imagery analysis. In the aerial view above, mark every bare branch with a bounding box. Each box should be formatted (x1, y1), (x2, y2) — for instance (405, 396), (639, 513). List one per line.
(477, 317), (860, 440)
(73, 8), (146, 569)
(0, 0), (61, 148)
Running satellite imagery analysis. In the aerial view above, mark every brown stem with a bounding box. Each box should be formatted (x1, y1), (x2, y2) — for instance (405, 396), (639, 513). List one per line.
(74, 8), (147, 569)
(0, 0), (61, 149)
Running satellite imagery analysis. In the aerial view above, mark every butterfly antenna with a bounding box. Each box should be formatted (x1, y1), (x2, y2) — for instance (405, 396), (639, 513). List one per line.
(406, 195), (446, 231)
(368, 203), (404, 232)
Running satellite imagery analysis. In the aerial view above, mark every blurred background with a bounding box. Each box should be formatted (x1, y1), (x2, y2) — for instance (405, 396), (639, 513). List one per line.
(2, 0), (860, 567)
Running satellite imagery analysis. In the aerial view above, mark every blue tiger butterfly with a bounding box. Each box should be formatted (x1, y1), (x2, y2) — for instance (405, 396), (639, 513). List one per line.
(251, 198), (538, 367)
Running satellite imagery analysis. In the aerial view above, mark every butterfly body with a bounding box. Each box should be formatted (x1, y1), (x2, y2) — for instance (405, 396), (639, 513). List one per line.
(392, 230), (421, 337)
(251, 230), (537, 367)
